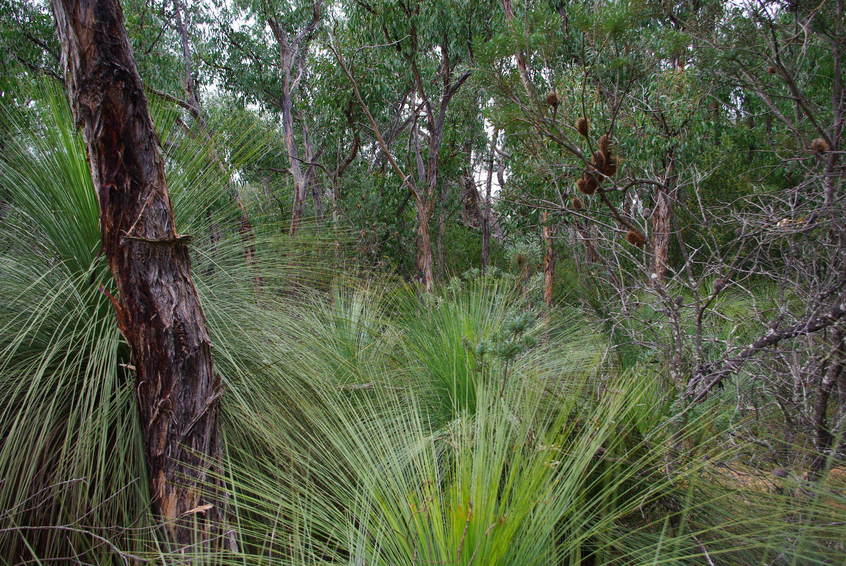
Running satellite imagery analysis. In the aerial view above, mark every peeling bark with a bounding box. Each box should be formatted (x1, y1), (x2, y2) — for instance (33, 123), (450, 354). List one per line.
(651, 155), (676, 282)
(651, 186), (672, 282)
(51, 0), (222, 545)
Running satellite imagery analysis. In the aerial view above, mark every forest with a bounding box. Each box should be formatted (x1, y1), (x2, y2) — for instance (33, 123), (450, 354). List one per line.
(0, 0), (845, 563)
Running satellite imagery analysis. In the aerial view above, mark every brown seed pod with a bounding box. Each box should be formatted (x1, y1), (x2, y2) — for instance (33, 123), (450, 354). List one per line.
(767, 65), (777, 74)
(575, 117), (589, 137)
(572, 196), (584, 211)
(546, 91), (560, 107)
(578, 173), (598, 195)
(626, 229), (646, 248)
(598, 134), (610, 156)
(811, 137), (830, 153)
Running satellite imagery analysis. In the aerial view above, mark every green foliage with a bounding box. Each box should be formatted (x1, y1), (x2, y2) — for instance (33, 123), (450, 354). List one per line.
(0, 84), (342, 562)
(3, 0), (846, 563)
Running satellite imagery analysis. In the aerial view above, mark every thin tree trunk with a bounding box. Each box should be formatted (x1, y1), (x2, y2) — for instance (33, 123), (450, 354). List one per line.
(303, 121), (323, 221)
(482, 130), (498, 271)
(436, 184), (449, 280)
(416, 199), (435, 293)
(52, 0), (222, 545)
(281, 83), (307, 235)
(174, 0), (202, 121)
(810, 329), (845, 478)
(542, 211), (556, 306)
(267, 6), (322, 236)
(651, 187), (672, 281)
(502, 0), (535, 98)
(651, 155), (675, 282)
(174, 0), (257, 270)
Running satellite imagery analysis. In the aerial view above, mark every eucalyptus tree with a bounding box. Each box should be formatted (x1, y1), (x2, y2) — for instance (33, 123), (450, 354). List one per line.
(685, 0), (846, 474)
(209, 0), (324, 236)
(50, 0), (222, 545)
(0, 0), (60, 86)
(332, 0), (497, 291)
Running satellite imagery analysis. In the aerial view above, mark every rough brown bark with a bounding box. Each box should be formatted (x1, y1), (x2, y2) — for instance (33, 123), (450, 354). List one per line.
(651, 186), (672, 282)
(51, 0), (222, 544)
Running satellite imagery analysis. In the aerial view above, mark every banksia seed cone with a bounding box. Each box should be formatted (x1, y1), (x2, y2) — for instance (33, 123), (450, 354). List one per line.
(578, 173), (598, 195)
(626, 229), (646, 248)
(546, 91), (560, 107)
(811, 137), (830, 153)
(767, 65), (777, 74)
(576, 117), (589, 137)
(572, 196), (584, 210)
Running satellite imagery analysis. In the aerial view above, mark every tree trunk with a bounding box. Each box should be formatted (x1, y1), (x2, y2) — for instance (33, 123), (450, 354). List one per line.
(281, 81), (307, 235)
(267, 8), (322, 236)
(175, 0), (257, 272)
(416, 199), (435, 292)
(173, 0), (202, 121)
(541, 211), (556, 306)
(502, 0), (535, 98)
(810, 329), (845, 478)
(651, 154), (676, 282)
(303, 121), (323, 221)
(651, 186), (672, 282)
(51, 0), (222, 545)
(482, 130), (498, 271)
(436, 191), (449, 280)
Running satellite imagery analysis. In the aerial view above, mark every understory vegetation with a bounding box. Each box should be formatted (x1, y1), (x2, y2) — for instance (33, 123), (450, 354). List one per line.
(0, 86), (842, 564)
(2, 0), (846, 563)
